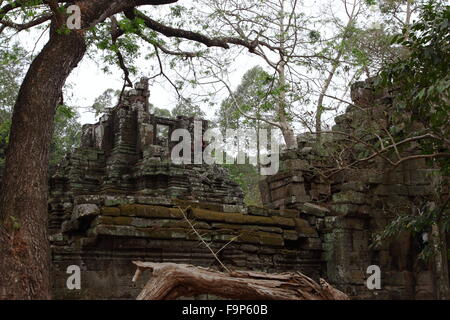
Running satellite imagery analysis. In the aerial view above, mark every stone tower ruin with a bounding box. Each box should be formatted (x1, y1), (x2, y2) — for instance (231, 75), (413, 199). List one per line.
(48, 79), (322, 299)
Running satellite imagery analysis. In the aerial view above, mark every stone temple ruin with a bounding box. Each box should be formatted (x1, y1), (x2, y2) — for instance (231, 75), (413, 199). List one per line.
(47, 78), (448, 299)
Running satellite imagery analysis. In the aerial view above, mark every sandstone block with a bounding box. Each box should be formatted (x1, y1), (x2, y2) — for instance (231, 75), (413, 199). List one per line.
(72, 204), (99, 220)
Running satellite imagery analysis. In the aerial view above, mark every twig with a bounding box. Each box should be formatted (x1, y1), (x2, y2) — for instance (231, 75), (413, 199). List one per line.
(177, 206), (231, 273)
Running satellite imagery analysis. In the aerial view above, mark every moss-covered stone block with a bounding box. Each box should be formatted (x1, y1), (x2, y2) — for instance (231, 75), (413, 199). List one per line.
(258, 232), (284, 246)
(118, 204), (183, 219)
(271, 216), (296, 228)
(100, 207), (120, 216)
(301, 203), (330, 217)
(294, 218), (318, 237)
(94, 224), (190, 240)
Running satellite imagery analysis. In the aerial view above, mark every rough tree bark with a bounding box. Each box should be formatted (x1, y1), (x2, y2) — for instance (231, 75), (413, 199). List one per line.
(132, 261), (349, 300)
(432, 222), (450, 299)
(0, 28), (87, 300)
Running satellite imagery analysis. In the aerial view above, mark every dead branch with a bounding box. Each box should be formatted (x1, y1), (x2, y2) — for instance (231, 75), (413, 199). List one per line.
(178, 206), (233, 273)
(132, 261), (349, 300)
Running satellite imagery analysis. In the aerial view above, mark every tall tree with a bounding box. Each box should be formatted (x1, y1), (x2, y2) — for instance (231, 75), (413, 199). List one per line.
(181, 0), (390, 146)
(218, 66), (277, 170)
(91, 88), (121, 116)
(314, 0), (363, 140)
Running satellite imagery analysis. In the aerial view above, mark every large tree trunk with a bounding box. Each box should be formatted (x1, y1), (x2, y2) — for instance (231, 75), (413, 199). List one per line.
(0, 29), (86, 300)
(0, 0), (176, 301)
(132, 261), (349, 300)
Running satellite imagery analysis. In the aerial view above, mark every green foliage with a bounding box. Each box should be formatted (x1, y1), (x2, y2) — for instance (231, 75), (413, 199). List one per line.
(0, 104), (81, 167)
(0, 43), (29, 168)
(373, 199), (449, 261)
(0, 37), (81, 168)
(49, 105), (82, 166)
(216, 66), (278, 205)
(0, 118), (10, 167)
(0, 46), (81, 167)
(0, 44), (28, 112)
(172, 98), (206, 118)
(371, 1), (450, 258)
(378, 1), (449, 173)
(88, 20), (143, 75)
(223, 163), (262, 206)
(153, 106), (171, 118)
(217, 66), (276, 133)
(91, 88), (121, 116)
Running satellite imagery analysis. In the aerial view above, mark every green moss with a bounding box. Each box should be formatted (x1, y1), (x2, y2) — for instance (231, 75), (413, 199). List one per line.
(271, 216), (296, 228)
(174, 199), (224, 212)
(100, 207), (120, 216)
(119, 204), (137, 216)
(283, 230), (299, 241)
(294, 218), (310, 228)
(275, 209), (299, 218)
(95, 224), (190, 239)
(211, 223), (283, 234)
(257, 231), (284, 246)
(118, 204), (183, 219)
(238, 232), (260, 244)
(95, 216), (133, 226)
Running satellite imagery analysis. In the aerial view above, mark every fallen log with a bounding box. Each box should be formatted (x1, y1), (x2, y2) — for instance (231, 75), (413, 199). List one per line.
(132, 261), (349, 300)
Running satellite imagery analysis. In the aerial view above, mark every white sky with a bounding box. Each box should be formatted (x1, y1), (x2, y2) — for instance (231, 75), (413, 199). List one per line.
(66, 47), (261, 125)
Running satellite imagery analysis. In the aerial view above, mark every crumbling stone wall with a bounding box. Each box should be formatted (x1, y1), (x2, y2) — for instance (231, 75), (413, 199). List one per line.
(51, 200), (322, 299)
(260, 78), (448, 299)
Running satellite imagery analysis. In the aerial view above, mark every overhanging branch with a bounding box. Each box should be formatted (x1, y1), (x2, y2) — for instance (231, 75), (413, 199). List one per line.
(125, 9), (274, 53)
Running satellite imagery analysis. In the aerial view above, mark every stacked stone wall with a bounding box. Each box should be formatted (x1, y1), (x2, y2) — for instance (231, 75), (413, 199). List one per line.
(261, 78), (448, 299)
